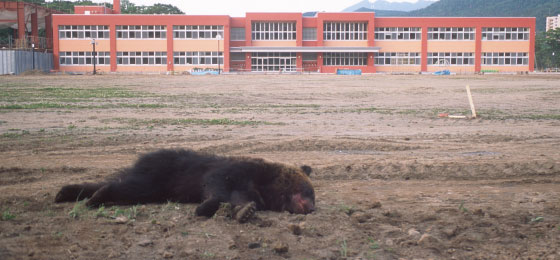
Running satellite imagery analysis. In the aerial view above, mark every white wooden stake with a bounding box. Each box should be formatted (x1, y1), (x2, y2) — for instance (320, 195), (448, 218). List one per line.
(466, 85), (476, 118)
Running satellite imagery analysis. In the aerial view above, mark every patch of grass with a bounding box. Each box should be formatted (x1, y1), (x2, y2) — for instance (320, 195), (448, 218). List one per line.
(68, 199), (89, 219)
(2, 209), (16, 221)
(459, 202), (469, 213)
(162, 201), (180, 211)
(0, 87), (152, 101)
(0, 103), (72, 109)
(368, 237), (380, 250)
(339, 204), (357, 216)
(1, 130), (30, 139)
(104, 117), (280, 127)
(339, 239), (348, 258)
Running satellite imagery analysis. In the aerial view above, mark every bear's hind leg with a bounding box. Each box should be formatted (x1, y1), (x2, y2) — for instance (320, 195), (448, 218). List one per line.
(55, 183), (105, 203)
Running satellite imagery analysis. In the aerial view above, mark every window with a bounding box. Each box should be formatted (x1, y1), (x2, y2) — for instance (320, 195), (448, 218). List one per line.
(303, 28), (317, 41)
(323, 22), (367, 41)
(58, 25), (109, 39)
(323, 53), (368, 66)
(482, 52), (528, 65)
(230, 52), (245, 61)
(117, 52), (167, 65)
(427, 27), (475, 40)
(173, 52), (223, 65)
(230, 28), (246, 41)
(252, 22), (296, 41)
(116, 25), (167, 39)
(173, 25), (224, 39)
(427, 52), (474, 65)
(482, 27), (529, 41)
(374, 52), (421, 65)
(302, 53), (317, 61)
(59, 51), (110, 65)
(375, 27), (421, 40)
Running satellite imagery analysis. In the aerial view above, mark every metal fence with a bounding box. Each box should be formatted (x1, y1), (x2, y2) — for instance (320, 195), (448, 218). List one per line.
(0, 50), (53, 75)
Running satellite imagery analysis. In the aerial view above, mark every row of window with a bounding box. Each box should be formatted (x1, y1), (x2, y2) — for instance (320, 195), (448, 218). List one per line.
(116, 25), (167, 39)
(59, 52), (529, 66)
(427, 52), (475, 65)
(251, 22), (297, 41)
(173, 25), (224, 39)
(58, 25), (110, 39)
(482, 52), (529, 65)
(59, 51), (111, 65)
(374, 52), (422, 66)
(323, 22), (368, 41)
(58, 25), (531, 42)
(427, 27), (475, 40)
(482, 27), (530, 41)
(323, 52), (368, 66)
(173, 52), (224, 65)
(374, 27), (421, 40)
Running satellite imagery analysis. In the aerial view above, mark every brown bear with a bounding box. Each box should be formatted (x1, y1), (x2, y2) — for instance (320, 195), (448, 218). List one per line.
(54, 148), (315, 219)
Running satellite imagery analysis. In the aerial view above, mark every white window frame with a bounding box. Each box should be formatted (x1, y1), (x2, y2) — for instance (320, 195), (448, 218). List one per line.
(428, 52), (475, 66)
(323, 52), (368, 66)
(116, 25), (167, 39)
(482, 52), (529, 65)
(58, 25), (110, 39)
(481, 27), (529, 41)
(427, 27), (475, 41)
(59, 51), (110, 65)
(323, 22), (368, 41)
(173, 25), (224, 39)
(117, 51), (167, 65)
(374, 52), (421, 66)
(374, 27), (421, 41)
(173, 51), (223, 65)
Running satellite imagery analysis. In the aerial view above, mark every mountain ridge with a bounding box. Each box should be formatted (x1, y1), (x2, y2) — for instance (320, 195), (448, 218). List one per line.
(352, 0), (559, 31)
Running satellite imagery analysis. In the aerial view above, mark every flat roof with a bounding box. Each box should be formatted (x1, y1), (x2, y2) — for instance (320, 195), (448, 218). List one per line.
(231, 46), (381, 53)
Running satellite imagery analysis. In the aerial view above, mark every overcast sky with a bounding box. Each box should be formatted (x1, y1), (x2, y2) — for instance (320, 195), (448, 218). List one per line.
(86, 0), (426, 17)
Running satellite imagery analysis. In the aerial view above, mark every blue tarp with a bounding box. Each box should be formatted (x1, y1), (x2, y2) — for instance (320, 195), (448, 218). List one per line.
(433, 70), (451, 75)
(191, 70), (219, 75)
(336, 69), (362, 75)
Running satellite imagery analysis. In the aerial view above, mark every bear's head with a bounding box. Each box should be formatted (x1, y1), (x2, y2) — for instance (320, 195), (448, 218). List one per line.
(265, 164), (315, 214)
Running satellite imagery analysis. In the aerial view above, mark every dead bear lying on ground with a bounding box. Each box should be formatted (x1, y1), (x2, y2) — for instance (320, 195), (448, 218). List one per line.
(55, 148), (315, 221)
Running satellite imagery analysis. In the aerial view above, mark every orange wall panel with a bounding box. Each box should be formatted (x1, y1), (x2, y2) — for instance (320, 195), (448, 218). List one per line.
(251, 41), (297, 47)
(323, 41), (369, 47)
(427, 41), (476, 52)
(59, 66), (111, 72)
(374, 41), (421, 52)
(427, 66), (475, 73)
(173, 40), (224, 51)
(481, 41), (530, 52)
(116, 40), (167, 51)
(59, 40), (111, 51)
(480, 66), (530, 72)
(116, 66), (167, 72)
(375, 66), (421, 73)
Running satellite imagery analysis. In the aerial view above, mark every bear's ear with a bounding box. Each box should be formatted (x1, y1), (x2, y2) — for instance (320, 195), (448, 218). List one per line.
(300, 165), (312, 177)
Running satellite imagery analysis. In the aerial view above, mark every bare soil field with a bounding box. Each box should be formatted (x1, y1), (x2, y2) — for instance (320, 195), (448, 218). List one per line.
(0, 74), (559, 260)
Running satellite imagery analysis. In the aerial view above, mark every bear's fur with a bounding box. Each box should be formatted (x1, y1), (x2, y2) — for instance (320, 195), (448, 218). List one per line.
(55, 149), (315, 217)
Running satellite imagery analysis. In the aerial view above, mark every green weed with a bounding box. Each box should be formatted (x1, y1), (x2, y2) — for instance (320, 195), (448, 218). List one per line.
(68, 199), (89, 219)
(368, 237), (380, 250)
(2, 209), (16, 221)
(459, 202), (469, 213)
(339, 239), (348, 258)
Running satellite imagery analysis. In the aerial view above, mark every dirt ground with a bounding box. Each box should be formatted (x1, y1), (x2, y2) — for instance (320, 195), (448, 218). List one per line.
(0, 73), (559, 260)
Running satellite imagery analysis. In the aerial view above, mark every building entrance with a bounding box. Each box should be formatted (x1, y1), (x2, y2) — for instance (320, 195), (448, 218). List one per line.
(251, 52), (297, 72)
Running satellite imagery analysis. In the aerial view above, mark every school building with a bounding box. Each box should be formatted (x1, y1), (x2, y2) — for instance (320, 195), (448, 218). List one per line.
(52, 0), (536, 74)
